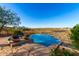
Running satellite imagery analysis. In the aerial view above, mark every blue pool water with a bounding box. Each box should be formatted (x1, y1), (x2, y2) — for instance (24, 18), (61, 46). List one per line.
(29, 34), (61, 47)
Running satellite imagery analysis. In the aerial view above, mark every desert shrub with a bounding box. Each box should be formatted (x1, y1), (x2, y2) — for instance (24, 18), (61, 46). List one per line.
(70, 24), (79, 49)
(13, 30), (24, 36)
(49, 48), (74, 56)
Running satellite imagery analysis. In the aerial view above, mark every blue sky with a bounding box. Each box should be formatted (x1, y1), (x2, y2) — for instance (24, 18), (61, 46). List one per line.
(0, 3), (79, 28)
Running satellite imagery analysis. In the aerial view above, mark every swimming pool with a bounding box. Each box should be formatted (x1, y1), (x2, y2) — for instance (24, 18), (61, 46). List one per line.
(29, 34), (61, 47)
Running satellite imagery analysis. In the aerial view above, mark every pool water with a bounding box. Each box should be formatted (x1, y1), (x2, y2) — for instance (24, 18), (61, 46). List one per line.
(29, 34), (61, 47)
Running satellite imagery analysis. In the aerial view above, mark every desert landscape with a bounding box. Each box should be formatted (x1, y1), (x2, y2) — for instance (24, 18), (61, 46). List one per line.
(0, 28), (79, 56)
(0, 3), (79, 56)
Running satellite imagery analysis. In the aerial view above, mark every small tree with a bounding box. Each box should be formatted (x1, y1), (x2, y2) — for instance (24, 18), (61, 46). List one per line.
(0, 6), (20, 32)
(70, 24), (79, 49)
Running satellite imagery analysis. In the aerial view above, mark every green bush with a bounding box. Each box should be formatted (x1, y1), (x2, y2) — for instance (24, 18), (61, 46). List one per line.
(13, 30), (24, 36)
(70, 24), (79, 49)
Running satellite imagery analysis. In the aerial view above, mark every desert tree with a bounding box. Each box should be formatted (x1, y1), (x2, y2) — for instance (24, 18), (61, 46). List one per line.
(0, 6), (20, 32)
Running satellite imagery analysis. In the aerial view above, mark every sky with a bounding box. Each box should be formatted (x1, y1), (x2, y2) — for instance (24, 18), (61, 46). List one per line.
(0, 3), (79, 28)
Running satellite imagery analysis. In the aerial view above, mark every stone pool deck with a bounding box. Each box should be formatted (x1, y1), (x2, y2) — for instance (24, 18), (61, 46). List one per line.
(0, 37), (79, 56)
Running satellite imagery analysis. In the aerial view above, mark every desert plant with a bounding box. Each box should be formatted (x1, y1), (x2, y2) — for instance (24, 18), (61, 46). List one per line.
(49, 48), (74, 56)
(70, 24), (79, 49)
(13, 30), (24, 36)
(49, 42), (74, 56)
(0, 6), (20, 32)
